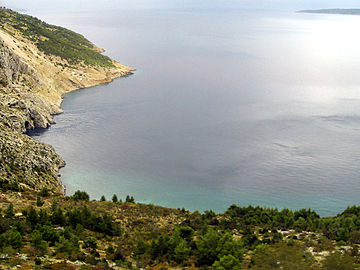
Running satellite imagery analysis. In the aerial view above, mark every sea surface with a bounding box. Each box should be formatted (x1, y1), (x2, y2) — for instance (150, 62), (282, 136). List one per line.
(29, 9), (360, 216)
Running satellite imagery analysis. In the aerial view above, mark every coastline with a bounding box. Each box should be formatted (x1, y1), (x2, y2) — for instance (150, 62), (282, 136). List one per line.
(0, 8), (135, 193)
(46, 67), (135, 195)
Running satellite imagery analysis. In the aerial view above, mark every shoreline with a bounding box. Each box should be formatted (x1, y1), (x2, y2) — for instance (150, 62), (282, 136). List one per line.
(32, 70), (135, 195)
(0, 8), (135, 194)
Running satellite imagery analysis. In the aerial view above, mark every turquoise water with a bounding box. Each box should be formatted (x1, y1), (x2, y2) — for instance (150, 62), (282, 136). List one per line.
(30, 9), (360, 216)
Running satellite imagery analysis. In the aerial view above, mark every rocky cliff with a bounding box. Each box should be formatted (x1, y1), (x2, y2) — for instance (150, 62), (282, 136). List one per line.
(0, 9), (134, 193)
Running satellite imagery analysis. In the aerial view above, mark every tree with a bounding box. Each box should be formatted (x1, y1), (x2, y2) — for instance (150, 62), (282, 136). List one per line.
(36, 196), (44, 207)
(112, 194), (118, 203)
(216, 232), (244, 259)
(213, 254), (242, 270)
(31, 230), (48, 254)
(134, 240), (149, 257)
(40, 225), (59, 245)
(51, 207), (65, 226)
(177, 226), (194, 241)
(125, 195), (134, 203)
(196, 229), (220, 265)
(83, 236), (97, 251)
(349, 231), (360, 244)
(4, 203), (14, 218)
(56, 236), (79, 256)
(38, 209), (48, 225)
(106, 245), (115, 255)
(100, 195), (106, 202)
(51, 201), (58, 212)
(8, 230), (22, 249)
(174, 239), (191, 264)
(72, 190), (89, 201)
(39, 187), (50, 197)
(26, 206), (38, 228)
(150, 234), (171, 260)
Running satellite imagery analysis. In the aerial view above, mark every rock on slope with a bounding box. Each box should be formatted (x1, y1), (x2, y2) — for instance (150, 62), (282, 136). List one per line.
(0, 9), (134, 193)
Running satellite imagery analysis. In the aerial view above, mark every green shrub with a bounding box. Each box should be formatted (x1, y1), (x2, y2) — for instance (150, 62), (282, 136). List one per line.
(4, 203), (14, 218)
(72, 190), (90, 201)
(36, 196), (44, 207)
(213, 254), (242, 270)
(39, 187), (50, 197)
(7, 229), (23, 250)
(31, 230), (48, 254)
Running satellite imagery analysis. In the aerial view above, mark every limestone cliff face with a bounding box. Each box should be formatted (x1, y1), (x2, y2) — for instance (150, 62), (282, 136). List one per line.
(0, 40), (54, 133)
(0, 11), (134, 193)
(0, 40), (65, 192)
(0, 39), (29, 86)
(0, 126), (65, 192)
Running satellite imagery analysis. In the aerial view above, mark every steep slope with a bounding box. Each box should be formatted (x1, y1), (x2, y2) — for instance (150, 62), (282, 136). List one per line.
(0, 9), (134, 193)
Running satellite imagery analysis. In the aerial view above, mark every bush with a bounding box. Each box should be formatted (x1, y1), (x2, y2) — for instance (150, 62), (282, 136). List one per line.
(213, 254), (242, 270)
(4, 203), (14, 218)
(36, 196), (44, 207)
(56, 236), (79, 256)
(106, 245), (115, 255)
(72, 190), (89, 201)
(31, 230), (48, 254)
(39, 187), (50, 197)
(83, 236), (97, 250)
(174, 239), (190, 264)
(195, 229), (220, 265)
(8, 230), (23, 250)
(125, 195), (135, 203)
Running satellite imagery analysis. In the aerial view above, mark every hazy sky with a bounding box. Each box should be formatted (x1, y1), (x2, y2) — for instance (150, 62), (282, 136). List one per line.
(2, 0), (360, 13)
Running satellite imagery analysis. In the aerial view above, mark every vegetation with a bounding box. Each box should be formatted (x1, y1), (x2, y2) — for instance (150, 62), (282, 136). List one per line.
(0, 9), (115, 67)
(72, 190), (90, 201)
(1, 189), (360, 269)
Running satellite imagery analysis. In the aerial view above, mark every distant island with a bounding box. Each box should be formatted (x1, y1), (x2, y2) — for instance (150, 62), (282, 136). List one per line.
(298, 8), (360, 15)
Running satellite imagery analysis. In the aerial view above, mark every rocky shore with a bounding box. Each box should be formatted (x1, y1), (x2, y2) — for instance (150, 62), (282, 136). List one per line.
(0, 9), (134, 193)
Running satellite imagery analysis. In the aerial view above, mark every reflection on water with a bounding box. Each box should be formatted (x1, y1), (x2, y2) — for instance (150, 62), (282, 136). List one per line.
(30, 10), (360, 216)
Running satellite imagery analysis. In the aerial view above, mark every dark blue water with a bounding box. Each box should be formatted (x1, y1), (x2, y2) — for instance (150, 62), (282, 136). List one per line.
(30, 9), (360, 216)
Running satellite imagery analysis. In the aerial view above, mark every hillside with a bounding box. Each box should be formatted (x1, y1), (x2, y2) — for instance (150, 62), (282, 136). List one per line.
(2, 188), (360, 269)
(0, 8), (134, 193)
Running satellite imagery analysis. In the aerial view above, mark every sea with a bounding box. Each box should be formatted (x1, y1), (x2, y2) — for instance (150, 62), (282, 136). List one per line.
(28, 8), (360, 216)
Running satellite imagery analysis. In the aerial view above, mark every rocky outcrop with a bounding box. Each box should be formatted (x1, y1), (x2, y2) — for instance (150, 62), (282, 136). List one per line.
(0, 124), (65, 192)
(0, 39), (65, 192)
(0, 40), (58, 132)
(0, 39), (29, 86)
